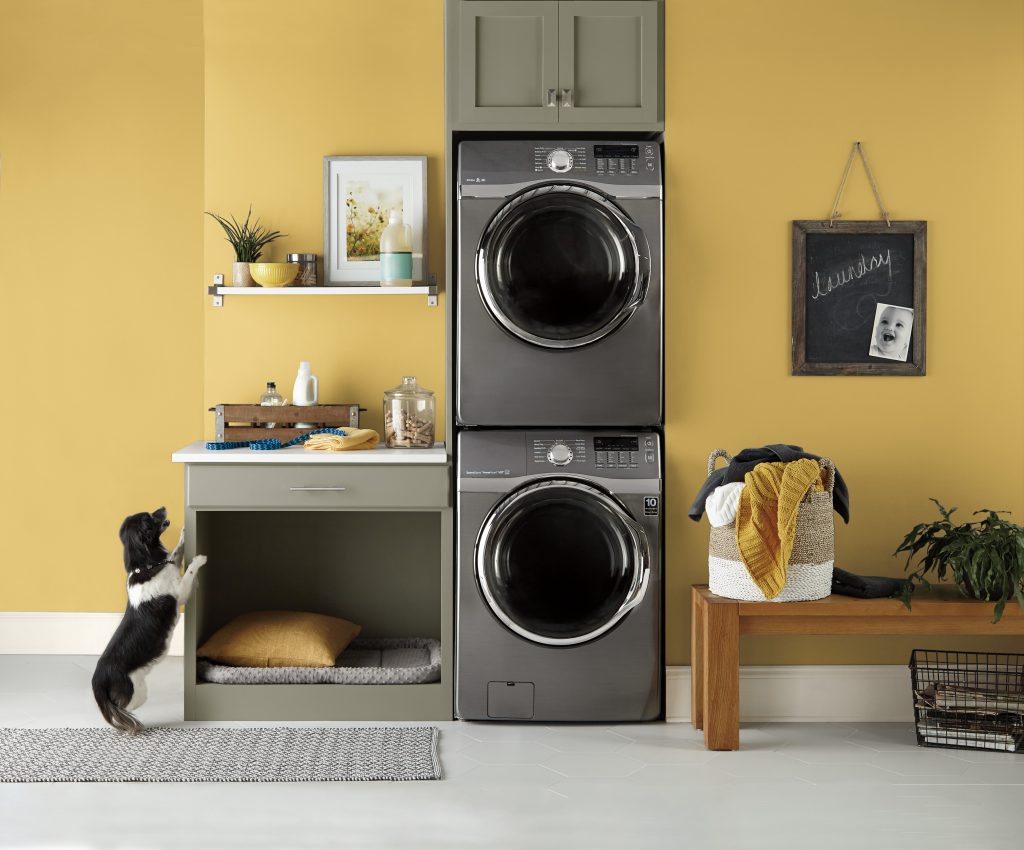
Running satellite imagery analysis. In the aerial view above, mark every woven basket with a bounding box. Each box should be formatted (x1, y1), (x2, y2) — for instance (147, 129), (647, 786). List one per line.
(705, 449), (835, 602)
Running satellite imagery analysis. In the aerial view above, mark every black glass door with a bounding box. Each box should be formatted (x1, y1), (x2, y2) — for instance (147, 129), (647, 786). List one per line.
(476, 481), (647, 645)
(477, 186), (650, 348)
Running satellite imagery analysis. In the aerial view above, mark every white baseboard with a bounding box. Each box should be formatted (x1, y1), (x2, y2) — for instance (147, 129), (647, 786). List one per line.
(665, 664), (913, 722)
(0, 612), (185, 656)
(0, 614), (912, 722)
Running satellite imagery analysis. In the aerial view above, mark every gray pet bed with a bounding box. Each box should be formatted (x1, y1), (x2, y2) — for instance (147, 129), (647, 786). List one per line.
(197, 637), (442, 685)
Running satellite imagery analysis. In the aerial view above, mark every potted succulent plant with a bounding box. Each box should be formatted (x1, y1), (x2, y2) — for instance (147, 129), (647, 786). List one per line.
(896, 499), (1024, 622)
(205, 206), (286, 286)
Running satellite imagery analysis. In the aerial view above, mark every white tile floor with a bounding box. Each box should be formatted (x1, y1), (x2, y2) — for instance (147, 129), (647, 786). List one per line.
(1, 656), (1021, 850)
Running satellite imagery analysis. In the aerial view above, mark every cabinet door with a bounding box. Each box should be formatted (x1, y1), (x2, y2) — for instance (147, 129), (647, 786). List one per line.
(557, 0), (659, 124)
(458, 1), (559, 124)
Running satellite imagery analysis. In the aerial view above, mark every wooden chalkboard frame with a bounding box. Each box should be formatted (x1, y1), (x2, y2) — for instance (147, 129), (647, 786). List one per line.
(792, 220), (927, 376)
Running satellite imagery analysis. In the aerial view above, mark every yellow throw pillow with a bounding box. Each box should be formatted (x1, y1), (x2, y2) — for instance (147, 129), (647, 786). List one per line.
(197, 610), (362, 668)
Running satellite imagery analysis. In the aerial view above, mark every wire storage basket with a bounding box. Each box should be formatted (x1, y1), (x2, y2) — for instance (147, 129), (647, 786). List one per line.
(909, 649), (1024, 753)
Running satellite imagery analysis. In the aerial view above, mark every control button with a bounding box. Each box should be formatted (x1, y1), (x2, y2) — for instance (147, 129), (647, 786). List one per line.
(547, 149), (574, 173)
(630, 158), (639, 174)
(617, 451), (629, 466)
(630, 451), (639, 465)
(645, 451), (655, 463)
(644, 437), (654, 448)
(645, 159), (655, 171)
(644, 144), (656, 157)
(595, 157), (606, 172)
(547, 443), (574, 466)
(595, 450), (607, 465)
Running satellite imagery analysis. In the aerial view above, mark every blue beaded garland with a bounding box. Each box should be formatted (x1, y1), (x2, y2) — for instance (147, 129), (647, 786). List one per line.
(205, 428), (348, 451)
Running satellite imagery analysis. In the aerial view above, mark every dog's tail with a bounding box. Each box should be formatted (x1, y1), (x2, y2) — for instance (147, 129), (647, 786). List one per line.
(91, 668), (144, 736)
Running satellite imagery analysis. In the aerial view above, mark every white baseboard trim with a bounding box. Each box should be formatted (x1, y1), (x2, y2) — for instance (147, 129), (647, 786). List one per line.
(0, 615), (912, 722)
(666, 664), (914, 723)
(0, 612), (185, 656)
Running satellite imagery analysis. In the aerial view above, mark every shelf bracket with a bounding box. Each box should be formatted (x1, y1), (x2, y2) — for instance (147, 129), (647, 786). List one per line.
(426, 273), (438, 307)
(209, 274), (224, 307)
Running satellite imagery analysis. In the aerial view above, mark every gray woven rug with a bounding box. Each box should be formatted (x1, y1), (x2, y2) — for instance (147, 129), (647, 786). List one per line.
(0, 726), (440, 782)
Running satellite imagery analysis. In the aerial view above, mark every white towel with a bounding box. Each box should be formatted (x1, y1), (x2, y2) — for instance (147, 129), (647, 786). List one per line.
(706, 482), (745, 528)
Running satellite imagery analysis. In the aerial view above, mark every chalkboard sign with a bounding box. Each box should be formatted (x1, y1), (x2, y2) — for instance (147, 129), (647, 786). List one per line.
(792, 220), (927, 375)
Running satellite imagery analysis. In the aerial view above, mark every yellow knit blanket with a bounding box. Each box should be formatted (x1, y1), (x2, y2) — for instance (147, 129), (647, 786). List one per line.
(735, 459), (823, 599)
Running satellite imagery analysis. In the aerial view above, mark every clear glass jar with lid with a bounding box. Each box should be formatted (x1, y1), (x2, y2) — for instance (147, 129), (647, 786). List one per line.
(383, 376), (435, 448)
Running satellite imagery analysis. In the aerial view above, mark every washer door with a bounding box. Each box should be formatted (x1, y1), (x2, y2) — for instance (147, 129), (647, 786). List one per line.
(476, 185), (651, 349)
(475, 479), (651, 646)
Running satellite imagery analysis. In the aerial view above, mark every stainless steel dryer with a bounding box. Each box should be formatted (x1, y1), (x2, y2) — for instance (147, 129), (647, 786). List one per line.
(456, 139), (663, 427)
(456, 429), (663, 721)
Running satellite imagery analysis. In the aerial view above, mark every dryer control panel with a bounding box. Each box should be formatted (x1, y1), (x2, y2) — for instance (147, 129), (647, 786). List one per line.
(459, 139), (662, 192)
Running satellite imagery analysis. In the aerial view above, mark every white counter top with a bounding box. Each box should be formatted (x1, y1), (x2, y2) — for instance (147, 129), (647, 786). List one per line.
(172, 441), (448, 465)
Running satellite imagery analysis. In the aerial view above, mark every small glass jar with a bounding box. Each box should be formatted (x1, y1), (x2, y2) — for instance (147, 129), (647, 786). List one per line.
(286, 253), (318, 287)
(383, 376), (435, 449)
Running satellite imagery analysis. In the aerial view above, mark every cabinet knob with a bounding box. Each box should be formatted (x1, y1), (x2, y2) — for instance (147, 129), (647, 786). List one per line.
(546, 88), (557, 107)
(560, 88), (574, 108)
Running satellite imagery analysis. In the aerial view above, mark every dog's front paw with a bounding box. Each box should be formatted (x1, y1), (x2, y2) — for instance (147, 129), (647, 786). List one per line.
(191, 555), (207, 570)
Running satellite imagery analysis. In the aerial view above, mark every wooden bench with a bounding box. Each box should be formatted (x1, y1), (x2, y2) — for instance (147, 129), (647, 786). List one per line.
(690, 584), (1024, 750)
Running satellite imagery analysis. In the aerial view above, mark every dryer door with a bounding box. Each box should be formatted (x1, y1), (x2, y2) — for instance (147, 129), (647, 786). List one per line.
(476, 185), (651, 349)
(475, 479), (651, 646)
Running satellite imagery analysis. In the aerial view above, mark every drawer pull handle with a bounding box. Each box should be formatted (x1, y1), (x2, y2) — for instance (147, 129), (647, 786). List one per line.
(289, 486), (347, 492)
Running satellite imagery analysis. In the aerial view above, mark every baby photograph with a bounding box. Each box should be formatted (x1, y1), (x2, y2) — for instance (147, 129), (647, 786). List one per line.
(868, 302), (914, 361)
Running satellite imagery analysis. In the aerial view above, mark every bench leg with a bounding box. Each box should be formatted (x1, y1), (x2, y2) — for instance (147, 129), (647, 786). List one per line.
(691, 588), (704, 730)
(703, 600), (740, 751)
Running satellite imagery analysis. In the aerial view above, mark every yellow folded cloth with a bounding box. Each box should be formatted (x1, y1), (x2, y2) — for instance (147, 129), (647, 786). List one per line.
(735, 459), (824, 599)
(303, 428), (381, 451)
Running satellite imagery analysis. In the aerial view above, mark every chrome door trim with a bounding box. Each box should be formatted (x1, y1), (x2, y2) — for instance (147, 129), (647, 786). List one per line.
(459, 474), (660, 496)
(476, 184), (651, 349)
(460, 181), (662, 200)
(474, 478), (651, 647)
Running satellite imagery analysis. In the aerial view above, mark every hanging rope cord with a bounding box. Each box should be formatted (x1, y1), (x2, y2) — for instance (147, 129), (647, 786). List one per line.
(829, 142), (891, 228)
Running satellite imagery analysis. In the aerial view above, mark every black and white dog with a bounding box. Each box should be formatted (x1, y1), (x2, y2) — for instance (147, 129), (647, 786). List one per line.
(92, 507), (207, 734)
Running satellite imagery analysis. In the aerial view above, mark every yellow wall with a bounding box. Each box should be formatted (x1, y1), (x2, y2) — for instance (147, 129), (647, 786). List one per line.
(0, 0), (205, 611)
(3, 0), (1022, 669)
(664, 0), (1024, 663)
(202, 0), (446, 439)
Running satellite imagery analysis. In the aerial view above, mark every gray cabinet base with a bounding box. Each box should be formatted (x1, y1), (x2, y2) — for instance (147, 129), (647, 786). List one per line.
(187, 682), (451, 722)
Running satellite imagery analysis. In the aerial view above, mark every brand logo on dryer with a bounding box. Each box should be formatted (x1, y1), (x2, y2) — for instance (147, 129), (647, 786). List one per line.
(465, 468), (512, 476)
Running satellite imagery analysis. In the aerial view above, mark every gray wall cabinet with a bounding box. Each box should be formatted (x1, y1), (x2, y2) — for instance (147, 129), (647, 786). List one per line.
(451, 0), (662, 129)
(179, 460), (453, 721)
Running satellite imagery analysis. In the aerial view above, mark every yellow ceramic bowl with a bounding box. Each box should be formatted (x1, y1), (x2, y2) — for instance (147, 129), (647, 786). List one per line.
(249, 262), (299, 287)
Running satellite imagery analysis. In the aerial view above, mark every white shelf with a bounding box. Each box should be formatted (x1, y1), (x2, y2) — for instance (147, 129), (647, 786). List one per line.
(209, 275), (438, 306)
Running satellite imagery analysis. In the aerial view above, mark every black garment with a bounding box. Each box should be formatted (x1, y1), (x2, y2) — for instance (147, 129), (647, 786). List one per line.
(688, 444), (850, 524)
(831, 567), (908, 599)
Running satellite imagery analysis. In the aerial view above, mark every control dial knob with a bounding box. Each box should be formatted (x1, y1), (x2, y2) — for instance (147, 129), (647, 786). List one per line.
(546, 149), (573, 173)
(547, 443), (573, 466)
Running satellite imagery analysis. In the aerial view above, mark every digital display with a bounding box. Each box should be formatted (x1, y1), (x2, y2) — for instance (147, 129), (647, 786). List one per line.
(593, 145), (639, 159)
(594, 437), (639, 452)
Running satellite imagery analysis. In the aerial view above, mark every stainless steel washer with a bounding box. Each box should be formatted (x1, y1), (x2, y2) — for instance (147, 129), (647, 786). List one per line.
(457, 140), (663, 427)
(456, 429), (663, 721)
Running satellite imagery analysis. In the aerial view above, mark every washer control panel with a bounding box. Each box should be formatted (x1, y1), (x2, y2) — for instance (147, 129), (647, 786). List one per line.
(528, 433), (660, 476)
(532, 437), (588, 467)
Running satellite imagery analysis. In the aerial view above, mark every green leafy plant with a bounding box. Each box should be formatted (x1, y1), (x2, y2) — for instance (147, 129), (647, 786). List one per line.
(896, 499), (1024, 623)
(204, 206), (285, 263)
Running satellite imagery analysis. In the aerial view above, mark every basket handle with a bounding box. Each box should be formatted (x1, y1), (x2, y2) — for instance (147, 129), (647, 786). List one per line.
(818, 457), (836, 494)
(707, 448), (732, 476)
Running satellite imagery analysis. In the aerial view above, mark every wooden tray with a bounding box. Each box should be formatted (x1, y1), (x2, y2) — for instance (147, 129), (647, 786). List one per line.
(211, 403), (365, 444)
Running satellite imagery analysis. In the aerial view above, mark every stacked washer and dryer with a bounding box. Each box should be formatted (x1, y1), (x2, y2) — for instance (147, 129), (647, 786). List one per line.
(454, 140), (664, 721)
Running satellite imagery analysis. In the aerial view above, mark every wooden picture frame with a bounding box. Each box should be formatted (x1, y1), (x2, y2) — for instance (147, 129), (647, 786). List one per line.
(792, 220), (927, 376)
(323, 155), (427, 285)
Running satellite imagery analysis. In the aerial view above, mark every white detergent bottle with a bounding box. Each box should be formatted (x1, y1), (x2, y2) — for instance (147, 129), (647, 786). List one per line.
(379, 209), (413, 286)
(292, 361), (318, 428)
